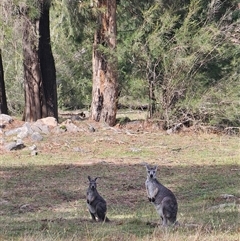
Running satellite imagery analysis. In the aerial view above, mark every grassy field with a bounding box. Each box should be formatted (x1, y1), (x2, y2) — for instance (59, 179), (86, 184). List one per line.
(0, 116), (239, 241)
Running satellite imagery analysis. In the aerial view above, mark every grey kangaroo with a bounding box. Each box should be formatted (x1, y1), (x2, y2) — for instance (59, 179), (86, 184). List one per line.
(86, 176), (109, 222)
(145, 164), (178, 226)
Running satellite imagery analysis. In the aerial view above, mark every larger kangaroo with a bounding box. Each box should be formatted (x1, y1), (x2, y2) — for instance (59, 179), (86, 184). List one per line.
(86, 176), (109, 222)
(145, 164), (178, 226)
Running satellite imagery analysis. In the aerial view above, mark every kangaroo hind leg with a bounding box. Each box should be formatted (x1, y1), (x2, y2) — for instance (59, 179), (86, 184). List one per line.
(90, 212), (96, 221)
(96, 203), (107, 222)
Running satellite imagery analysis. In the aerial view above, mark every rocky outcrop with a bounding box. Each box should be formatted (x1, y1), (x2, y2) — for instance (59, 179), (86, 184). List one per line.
(0, 115), (85, 152)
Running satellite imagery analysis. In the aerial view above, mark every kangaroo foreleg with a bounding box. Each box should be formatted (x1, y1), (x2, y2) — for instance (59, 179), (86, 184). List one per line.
(146, 186), (152, 202)
(146, 186), (159, 202)
(152, 187), (158, 199)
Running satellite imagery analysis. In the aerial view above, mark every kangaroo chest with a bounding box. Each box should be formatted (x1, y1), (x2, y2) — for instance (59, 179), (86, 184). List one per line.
(146, 179), (159, 197)
(87, 190), (96, 213)
(87, 190), (94, 200)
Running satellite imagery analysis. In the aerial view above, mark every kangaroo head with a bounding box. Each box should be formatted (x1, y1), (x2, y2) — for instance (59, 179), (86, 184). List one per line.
(88, 176), (98, 190)
(145, 164), (157, 179)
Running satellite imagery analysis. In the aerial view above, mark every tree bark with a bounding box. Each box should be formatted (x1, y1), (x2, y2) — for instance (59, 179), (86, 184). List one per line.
(91, 0), (118, 126)
(148, 78), (156, 118)
(22, 15), (47, 122)
(22, 1), (57, 122)
(39, 1), (58, 121)
(0, 49), (8, 114)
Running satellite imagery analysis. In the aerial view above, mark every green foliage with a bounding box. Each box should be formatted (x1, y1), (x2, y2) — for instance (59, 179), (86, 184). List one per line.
(0, 1), (24, 115)
(200, 77), (240, 127)
(50, 0), (93, 110)
(126, 0), (240, 127)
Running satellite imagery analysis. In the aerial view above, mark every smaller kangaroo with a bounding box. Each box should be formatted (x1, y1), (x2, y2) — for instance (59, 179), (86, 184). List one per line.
(145, 164), (178, 226)
(86, 176), (110, 222)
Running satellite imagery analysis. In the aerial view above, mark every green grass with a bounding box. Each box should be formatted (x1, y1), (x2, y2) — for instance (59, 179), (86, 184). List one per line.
(0, 118), (240, 240)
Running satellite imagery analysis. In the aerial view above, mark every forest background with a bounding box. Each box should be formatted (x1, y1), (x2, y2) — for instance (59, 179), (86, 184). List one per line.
(0, 0), (240, 129)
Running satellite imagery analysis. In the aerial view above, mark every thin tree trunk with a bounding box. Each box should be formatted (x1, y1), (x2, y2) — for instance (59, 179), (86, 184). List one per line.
(22, 16), (47, 122)
(91, 0), (118, 126)
(0, 49), (8, 114)
(148, 78), (156, 118)
(39, 1), (58, 121)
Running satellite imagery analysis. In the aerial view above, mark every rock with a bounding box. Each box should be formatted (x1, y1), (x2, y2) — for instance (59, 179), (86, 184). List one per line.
(0, 114), (13, 127)
(65, 123), (81, 132)
(29, 144), (38, 155)
(31, 117), (58, 134)
(29, 144), (37, 151)
(31, 122), (50, 134)
(6, 123), (33, 138)
(52, 126), (67, 134)
(17, 130), (28, 139)
(31, 132), (43, 142)
(4, 139), (25, 151)
(4, 142), (17, 151)
(36, 117), (58, 127)
(88, 125), (95, 132)
(60, 119), (81, 132)
(23, 122), (34, 135)
(15, 139), (25, 150)
(17, 125), (30, 139)
(31, 150), (38, 156)
(5, 127), (22, 136)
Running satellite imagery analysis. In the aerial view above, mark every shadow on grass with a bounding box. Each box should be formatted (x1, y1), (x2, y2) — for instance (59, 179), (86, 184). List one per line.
(0, 162), (239, 239)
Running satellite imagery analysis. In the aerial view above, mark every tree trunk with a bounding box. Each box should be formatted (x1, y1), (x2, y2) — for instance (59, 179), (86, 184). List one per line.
(39, 1), (58, 121)
(22, 16), (47, 122)
(91, 0), (118, 126)
(0, 49), (8, 114)
(148, 78), (156, 118)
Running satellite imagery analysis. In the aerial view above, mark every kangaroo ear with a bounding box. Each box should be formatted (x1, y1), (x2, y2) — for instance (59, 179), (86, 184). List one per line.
(94, 177), (99, 181)
(153, 166), (158, 171)
(144, 162), (150, 170)
(88, 176), (91, 181)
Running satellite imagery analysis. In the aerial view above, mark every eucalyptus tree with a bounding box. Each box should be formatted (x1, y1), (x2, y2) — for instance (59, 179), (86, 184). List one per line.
(91, 0), (118, 126)
(63, 0), (118, 126)
(0, 49), (8, 114)
(0, 3), (8, 114)
(22, 1), (46, 121)
(21, 0), (57, 121)
(39, 0), (58, 120)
